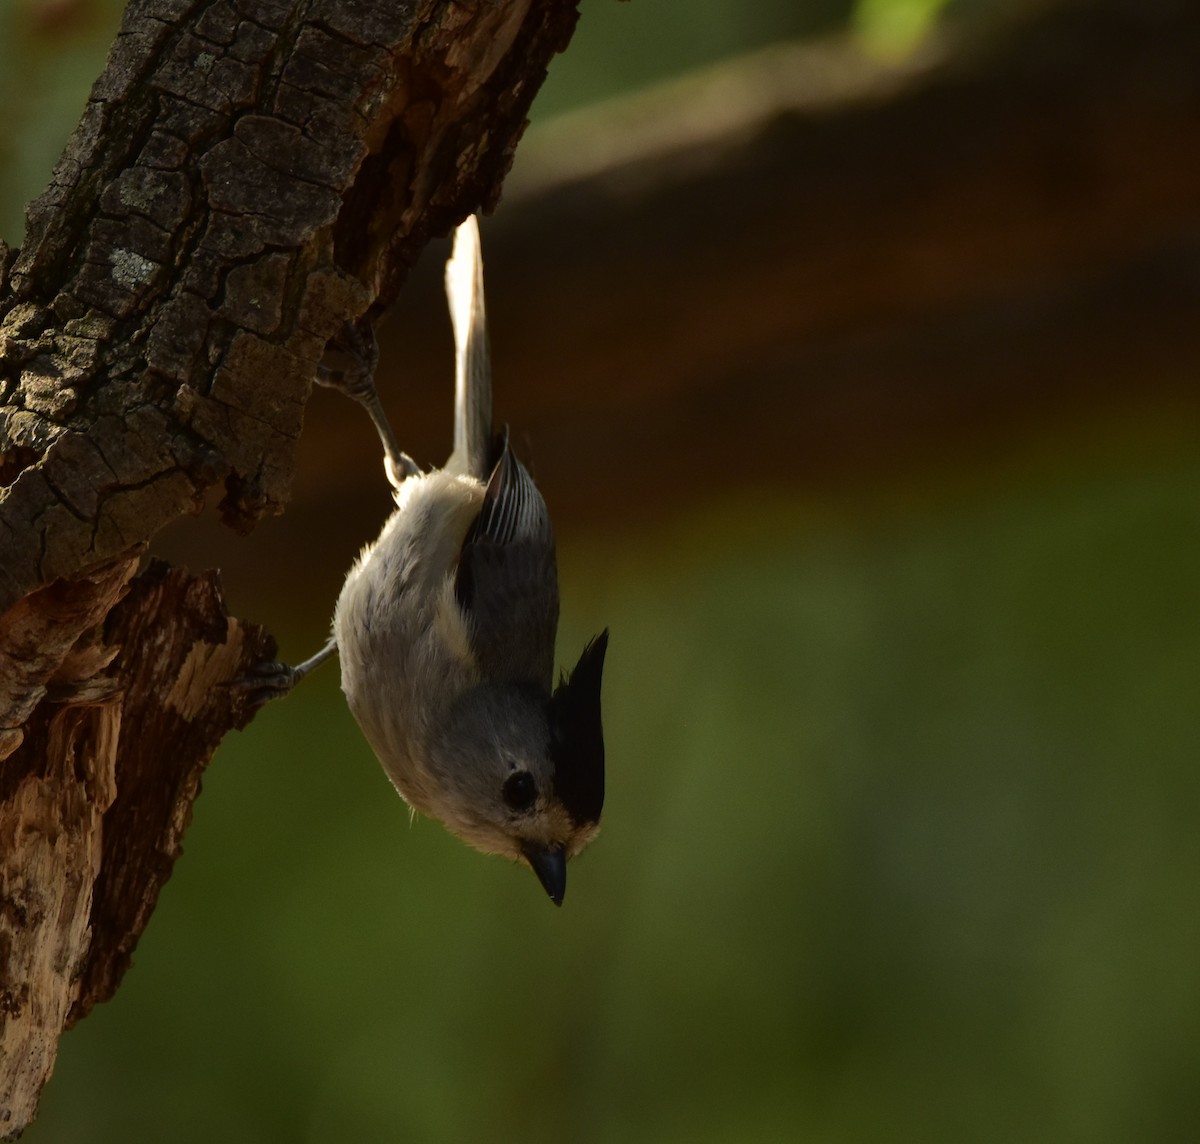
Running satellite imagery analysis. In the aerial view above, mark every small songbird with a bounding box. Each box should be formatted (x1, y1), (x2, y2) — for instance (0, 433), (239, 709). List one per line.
(292, 216), (607, 905)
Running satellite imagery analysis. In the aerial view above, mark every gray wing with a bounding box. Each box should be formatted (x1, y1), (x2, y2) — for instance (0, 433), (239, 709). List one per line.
(455, 434), (560, 688)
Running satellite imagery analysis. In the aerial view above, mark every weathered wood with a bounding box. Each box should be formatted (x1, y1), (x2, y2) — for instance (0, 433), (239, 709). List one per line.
(0, 555), (136, 1136)
(0, 557), (273, 1136)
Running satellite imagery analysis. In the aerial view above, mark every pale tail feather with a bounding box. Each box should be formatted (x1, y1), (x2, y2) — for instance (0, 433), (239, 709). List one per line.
(445, 214), (492, 480)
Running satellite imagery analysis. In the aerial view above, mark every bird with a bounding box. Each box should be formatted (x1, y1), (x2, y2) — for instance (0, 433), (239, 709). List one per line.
(277, 215), (608, 906)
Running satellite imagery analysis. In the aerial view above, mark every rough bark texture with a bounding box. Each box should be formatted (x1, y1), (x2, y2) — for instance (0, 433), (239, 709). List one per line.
(0, 557), (273, 1134)
(0, 0), (580, 1134)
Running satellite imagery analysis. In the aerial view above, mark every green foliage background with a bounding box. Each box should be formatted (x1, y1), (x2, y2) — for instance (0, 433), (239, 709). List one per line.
(29, 444), (1200, 1142)
(4, 0), (1198, 1140)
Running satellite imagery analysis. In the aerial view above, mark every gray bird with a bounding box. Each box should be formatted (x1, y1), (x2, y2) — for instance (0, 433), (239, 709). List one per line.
(284, 216), (607, 905)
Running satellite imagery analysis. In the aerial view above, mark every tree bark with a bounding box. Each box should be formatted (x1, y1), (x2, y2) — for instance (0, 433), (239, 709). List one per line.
(0, 0), (579, 1134)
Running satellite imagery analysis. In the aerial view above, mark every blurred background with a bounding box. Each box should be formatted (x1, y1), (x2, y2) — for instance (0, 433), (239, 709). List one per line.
(5, 0), (1200, 1139)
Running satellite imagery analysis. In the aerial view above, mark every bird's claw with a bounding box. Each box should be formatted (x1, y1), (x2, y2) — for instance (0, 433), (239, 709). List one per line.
(316, 318), (380, 403)
(226, 660), (302, 714)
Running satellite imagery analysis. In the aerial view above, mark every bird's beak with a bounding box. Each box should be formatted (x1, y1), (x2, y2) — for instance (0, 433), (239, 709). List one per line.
(522, 844), (567, 906)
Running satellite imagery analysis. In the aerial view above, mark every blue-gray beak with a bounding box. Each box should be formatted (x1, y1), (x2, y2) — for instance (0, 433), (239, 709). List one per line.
(523, 844), (566, 906)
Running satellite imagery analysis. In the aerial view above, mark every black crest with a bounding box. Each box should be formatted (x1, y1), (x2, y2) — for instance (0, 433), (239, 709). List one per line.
(548, 630), (609, 827)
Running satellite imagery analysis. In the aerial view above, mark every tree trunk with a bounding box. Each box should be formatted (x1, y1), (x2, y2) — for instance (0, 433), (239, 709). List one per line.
(0, 0), (580, 1134)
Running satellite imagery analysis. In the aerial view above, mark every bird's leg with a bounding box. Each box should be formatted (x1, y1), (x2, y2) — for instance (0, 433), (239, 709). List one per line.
(234, 321), (418, 713)
(318, 317), (421, 491)
(230, 637), (338, 711)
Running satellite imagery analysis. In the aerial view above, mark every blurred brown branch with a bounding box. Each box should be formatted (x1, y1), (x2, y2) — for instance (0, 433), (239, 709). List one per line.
(268, 0), (1199, 562)
(508, 0), (1200, 518)
(0, 0), (580, 1134)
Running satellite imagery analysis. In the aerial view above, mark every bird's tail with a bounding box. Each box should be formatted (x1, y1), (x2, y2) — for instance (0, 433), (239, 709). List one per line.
(445, 214), (493, 480)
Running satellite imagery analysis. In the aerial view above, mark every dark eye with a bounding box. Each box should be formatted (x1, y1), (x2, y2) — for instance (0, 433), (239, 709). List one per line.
(502, 771), (537, 812)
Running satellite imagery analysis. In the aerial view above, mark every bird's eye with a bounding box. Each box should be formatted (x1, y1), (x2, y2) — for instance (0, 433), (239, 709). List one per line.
(502, 771), (537, 812)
